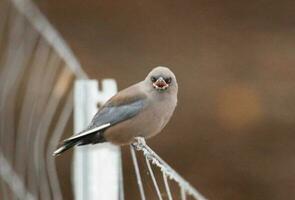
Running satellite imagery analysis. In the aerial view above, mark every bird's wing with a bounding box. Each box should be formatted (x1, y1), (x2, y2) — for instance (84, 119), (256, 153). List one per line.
(64, 84), (147, 142)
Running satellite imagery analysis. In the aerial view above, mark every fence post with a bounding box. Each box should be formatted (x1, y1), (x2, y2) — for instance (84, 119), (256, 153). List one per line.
(73, 79), (122, 200)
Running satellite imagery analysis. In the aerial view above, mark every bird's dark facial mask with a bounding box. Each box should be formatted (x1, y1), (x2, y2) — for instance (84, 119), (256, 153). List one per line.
(151, 76), (171, 91)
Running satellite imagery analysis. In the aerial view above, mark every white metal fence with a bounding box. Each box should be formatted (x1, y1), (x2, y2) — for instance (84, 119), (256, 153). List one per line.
(0, 0), (86, 199)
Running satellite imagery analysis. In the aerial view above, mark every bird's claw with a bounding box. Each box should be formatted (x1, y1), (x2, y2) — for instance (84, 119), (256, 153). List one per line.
(132, 137), (146, 150)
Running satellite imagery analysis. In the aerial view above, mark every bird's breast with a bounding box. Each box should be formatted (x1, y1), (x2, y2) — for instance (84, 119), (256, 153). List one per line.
(104, 96), (176, 145)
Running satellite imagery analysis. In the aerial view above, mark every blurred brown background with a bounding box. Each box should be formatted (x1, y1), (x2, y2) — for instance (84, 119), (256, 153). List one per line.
(37, 0), (295, 199)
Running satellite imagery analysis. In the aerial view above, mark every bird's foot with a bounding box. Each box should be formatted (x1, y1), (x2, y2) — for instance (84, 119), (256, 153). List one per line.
(132, 137), (146, 150)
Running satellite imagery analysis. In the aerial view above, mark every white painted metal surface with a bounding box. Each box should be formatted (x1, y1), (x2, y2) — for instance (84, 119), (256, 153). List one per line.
(73, 79), (122, 200)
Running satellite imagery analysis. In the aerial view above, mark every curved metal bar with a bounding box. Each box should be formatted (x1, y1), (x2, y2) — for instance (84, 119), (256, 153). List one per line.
(13, 23), (39, 181)
(47, 89), (74, 200)
(10, 0), (88, 79)
(0, 151), (36, 200)
(0, 9), (29, 200)
(23, 38), (51, 199)
(35, 51), (62, 200)
(33, 68), (73, 200)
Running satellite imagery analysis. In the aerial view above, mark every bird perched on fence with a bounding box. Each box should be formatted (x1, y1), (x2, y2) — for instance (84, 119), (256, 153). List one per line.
(53, 66), (178, 156)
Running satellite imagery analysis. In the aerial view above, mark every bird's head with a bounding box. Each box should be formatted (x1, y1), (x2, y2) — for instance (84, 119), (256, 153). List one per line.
(146, 66), (178, 93)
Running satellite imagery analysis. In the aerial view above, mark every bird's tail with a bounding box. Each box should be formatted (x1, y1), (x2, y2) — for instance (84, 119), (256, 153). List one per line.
(53, 140), (79, 156)
(53, 123), (111, 157)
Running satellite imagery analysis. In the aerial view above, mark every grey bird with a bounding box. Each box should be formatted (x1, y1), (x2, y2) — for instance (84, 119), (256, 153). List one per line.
(53, 66), (178, 156)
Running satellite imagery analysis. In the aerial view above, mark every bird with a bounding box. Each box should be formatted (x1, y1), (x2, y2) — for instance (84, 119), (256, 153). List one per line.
(53, 66), (178, 156)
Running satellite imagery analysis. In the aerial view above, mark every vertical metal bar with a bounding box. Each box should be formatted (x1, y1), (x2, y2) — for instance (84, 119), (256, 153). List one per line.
(163, 173), (173, 200)
(145, 157), (163, 200)
(180, 187), (187, 200)
(73, 79), (121, 200)
(130, 145), (146, 200)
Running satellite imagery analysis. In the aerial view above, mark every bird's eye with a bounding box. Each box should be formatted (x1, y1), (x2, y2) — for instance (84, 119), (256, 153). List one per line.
(165, 77), (172, 84)
(151, 76), (157, 82)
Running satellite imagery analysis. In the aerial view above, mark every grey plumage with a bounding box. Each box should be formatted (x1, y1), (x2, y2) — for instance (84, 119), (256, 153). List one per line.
(53, 66), (178, 156)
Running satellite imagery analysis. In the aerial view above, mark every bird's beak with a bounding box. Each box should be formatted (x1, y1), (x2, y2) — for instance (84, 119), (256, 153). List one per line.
(153, 77), (169, 90)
